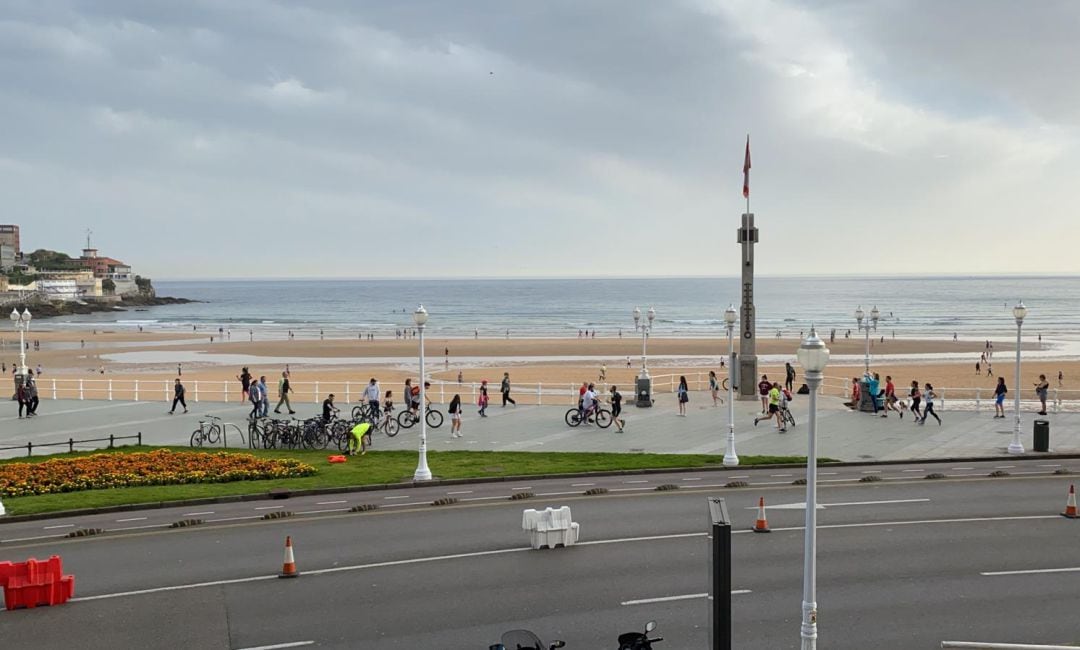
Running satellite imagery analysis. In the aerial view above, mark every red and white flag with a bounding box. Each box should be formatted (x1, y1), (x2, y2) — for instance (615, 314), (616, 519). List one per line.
(742, 135), (751, 199)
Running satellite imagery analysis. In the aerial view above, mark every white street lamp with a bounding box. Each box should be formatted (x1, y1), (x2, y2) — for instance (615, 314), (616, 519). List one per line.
(796, 327), (830, 650)
(632, 306), (656, 380)
(723, 304), (739, 466)
(854, 305), (879, 374)
(412, 305), (432, 481)
(1008, 301), (1027, 455)
(10, 308), (31, 375)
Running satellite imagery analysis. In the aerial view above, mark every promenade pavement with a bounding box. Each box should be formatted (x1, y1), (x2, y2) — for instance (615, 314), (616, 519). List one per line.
(2, 390), (1077, 461)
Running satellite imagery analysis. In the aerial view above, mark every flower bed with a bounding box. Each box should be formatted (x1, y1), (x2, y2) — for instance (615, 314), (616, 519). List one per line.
(0, 450), (317, 498)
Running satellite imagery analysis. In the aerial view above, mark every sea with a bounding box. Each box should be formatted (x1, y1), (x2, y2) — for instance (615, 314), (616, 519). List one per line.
(37, 276), (1080, 349)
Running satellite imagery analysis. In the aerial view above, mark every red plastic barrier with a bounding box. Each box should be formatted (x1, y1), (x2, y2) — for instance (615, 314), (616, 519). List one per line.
(0, 555), (75, 610)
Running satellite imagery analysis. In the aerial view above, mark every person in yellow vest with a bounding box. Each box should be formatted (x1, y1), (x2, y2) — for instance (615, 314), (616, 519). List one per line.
(349, 421), (372, 455)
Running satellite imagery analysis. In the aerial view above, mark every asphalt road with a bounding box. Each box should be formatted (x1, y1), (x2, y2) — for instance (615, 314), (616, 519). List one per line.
(2, 463), (1079, 648)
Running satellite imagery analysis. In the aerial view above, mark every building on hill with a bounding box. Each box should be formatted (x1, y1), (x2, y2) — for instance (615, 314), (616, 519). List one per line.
(78, 247), (135, 294)
(0, 244), (14, 271)
(0, 225), (20, 254)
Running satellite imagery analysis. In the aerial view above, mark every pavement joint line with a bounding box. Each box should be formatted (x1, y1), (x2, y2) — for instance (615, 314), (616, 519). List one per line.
(621, 591), (750, 606)
(233, 641), (315, 650)
(315, 501), (346, 505)
(981, 567), (1080, 576)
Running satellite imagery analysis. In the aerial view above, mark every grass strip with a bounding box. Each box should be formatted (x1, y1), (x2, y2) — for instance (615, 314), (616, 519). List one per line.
(0, 446), (831, 517)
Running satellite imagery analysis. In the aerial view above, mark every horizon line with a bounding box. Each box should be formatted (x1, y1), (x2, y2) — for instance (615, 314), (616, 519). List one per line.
(152, 272), (1080, 282)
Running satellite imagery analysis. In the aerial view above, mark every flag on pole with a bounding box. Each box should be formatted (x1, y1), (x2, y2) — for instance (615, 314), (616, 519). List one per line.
(742, 135), (751, 199)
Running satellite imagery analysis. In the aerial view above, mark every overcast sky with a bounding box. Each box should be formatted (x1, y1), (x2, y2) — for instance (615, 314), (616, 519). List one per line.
(2, 0), (1078, 279)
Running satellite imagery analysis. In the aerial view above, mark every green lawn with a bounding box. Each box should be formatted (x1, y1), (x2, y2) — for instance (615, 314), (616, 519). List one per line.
(0, 446), (832, 517)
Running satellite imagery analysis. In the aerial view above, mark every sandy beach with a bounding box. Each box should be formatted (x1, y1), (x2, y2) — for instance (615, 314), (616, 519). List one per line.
(5, 328), (1075, 404)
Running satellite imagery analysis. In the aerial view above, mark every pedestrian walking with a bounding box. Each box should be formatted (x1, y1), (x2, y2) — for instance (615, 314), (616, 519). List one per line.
(457, 370), (463, 384)
(626, 356), (631, 368)
(975, 361), (980, 375)
(676, 376), (689, 416)
(921, 383), (941, 425)
(599, 364), (607, 382)
(909, 381), (923, 423)
(758, 375), (771, 415)
(16, 376), (28, 418)
(248, 379), (262, 419)
(986, 362), (993, 377)
(449, 393), (463, 438)
(478, 380), (489, 417)
(709, 370), (721, 406)
(993, 377), (1007, 418)
(168, 378), (188, 414)
(1034, 374), (1049, 415)
(237, 367), (251, 400)
(259, 375), (270, 417)
(274, 371), (296, 414)
(785, 362), (796, 392)
(500, 372), (516, 407)
(363, 378), (381, 420)
(610, 385), (625, 432)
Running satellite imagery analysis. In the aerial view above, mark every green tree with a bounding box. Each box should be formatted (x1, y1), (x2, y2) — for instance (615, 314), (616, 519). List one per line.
(102, 278), (116, 295)
(27, 249), (77, 270)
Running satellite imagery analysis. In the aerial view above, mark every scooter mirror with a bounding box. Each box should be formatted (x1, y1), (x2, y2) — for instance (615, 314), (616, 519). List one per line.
(550, 642), (566, 649)
(645, 621), (657, 633)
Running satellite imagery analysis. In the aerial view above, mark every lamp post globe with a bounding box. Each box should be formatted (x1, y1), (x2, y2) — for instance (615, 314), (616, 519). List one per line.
(870, 306), (880, 328)
(854, 306), (864, 327)
(9, 308), (18, 323)
(796, 327), (829, 650)
(412, 305), (432, 480)
(647, 306), (656, 326)
(1008, 301), (1027, 455)
(632, 307), (641, 329)
(723, 304), (739, 466)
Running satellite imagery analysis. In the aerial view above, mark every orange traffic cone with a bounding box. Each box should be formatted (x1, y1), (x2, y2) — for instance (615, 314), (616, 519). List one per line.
(279, 536), (300, 578)
(752, 497), (771, 533)
(1062, 484), (1078, 519)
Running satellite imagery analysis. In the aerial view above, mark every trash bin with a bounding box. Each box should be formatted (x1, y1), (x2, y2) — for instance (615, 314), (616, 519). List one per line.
(635, 377), (653, 407)
(858, 380), (877, 412)
(1033, 419), (1050, 452)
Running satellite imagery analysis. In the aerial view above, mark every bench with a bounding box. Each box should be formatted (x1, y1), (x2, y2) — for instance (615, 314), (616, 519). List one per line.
(522, 506), (580, 549)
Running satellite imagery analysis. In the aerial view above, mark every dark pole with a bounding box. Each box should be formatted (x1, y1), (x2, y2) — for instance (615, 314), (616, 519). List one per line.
(708, 497), (732, 650)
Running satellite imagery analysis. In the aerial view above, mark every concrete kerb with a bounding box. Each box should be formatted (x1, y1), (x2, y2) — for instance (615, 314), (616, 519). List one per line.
(3, 452), (1080, 525)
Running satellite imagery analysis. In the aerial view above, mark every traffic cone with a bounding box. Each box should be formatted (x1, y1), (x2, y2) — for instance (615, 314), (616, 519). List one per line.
(1062, 484), (1078, 519)
(279, 536), (300, 578)
(752, 497), (771, 533)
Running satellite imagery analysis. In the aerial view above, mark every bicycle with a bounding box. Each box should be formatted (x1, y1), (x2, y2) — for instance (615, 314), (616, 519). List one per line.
(565, 404), (613, 428)
(780, 404), (796, 428)
(191, 415), (223, 447)
(398, 405), (444, 429)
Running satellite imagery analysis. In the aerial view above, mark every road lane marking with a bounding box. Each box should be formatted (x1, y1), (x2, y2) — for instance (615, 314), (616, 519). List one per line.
(621, 591), (750, 606)
(383, 495), (410, 500)
(511, 486), (533, 490)
(860, 470), (882, 474)
(902, 469), (925, 473)
(447, 491), (473, 495)
(183, 511), (215, 516)
(624, 480), (650, 484)
(681, 478), (702, 481)
(316, 501), (346, 505)
(43, 524), (74, 529)
(234, 641), (314, 650)
(1039, 464), (1062, 467)
(253, 506), (283, 510)
(727, 475), (749, 479)
(62, 516), (1063, 602)
(951, 467), (974, 470)
(571, 483), (594, 487)
(116, 517), (147, 523)
(748, 498), (931, 511)
(818, 472), (837, 476)
(981, 567), (1080, 576)
(769, 474), (793, 478)
(995, 465), (1016, 469)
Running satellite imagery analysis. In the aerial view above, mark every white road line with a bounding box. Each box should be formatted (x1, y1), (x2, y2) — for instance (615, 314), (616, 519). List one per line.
(183, 511), (215, 516)
(902, 469), (925, 473)
(1039, 464), (1062, 467)
(511, 486), (533, 490)
(253, 506), (283, 511)
(234, 641), (314, 650)
(624, 480), (650, 484)
(315, 500), (346, 505)
(621, 591), (750, 606)
(116, 517), (147, 523)
(952, 467), (974, 470)
(43, 524), (74, 530)
(447, 491), (473, 495)
(63, 516), (1062, 603)
(571, 483), (594, 487)
(727, 475), (749, 479)
(770, 474), (793, 478)
(860, 470), (882, 474)
(747, 498), (931, 511)
(981, 567), (1080, 577)
(384, 495), (410, 500)
(818, 472), (838, 476)
(1, 533), (68, 544)
(681, 478), (702, 481)
(995, 465), (1016, 469)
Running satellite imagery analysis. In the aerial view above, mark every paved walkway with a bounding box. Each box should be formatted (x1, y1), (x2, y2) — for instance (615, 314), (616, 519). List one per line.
(2, 392), (1076, 461)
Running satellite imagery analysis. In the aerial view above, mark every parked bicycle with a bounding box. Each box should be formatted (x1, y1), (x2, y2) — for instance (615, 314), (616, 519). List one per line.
(190, 415), (245, 447)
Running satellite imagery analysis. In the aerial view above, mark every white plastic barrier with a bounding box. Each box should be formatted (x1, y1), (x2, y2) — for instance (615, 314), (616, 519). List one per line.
(522, 506), (580, 549)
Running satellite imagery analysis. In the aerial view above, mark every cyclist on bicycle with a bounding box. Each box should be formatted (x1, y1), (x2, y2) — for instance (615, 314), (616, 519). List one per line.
(322, 394), (339, 424)
(580, 383), (598, 423)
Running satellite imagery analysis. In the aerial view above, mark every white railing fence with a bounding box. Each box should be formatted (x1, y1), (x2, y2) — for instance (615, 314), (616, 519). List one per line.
(25, 377), (1080, 413)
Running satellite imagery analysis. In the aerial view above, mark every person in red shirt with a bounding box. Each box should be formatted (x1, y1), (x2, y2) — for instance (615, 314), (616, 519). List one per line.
(882, 375), (902, 418)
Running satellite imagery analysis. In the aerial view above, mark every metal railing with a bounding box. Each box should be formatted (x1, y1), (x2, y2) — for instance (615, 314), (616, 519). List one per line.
(20, 376), (1080, 413)
(0, 432), (143, 457)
